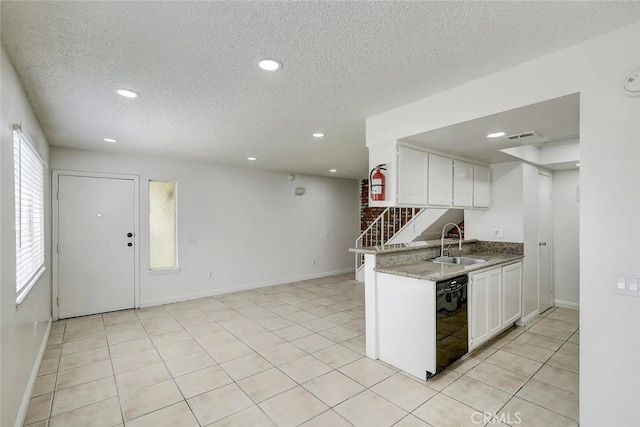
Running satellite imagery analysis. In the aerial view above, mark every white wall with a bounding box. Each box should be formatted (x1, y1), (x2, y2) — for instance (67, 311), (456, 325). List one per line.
(521, 163), (540, 320)
(51, 148), (359, 307)
(500, 138), (580, 168)
(464, 162), (539, 321)
(552, 169), (580, 307)
(539, 139), (580, 165)
(1, 46), (52, 427)
(366, 22), (640, 426)
(465, 162), (524, 242)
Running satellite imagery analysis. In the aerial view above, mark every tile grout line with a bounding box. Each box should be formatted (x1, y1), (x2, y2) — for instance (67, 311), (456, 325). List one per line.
(222, 279), (365, 424)
(43, 322), (66, 424)
(139, 301), (225, 426)
(45, 319), (68, 423)
(203, 278), (363, 426)
(406, 307), (578, 426)
(477, 307), (579, 426)
(123, 283), (362, 425)
(45, 315), (120, 426)
(213, 312), (364, 424)
(102, 313), (126, 427)
(34, 281), (365, 426)
(36, 278), (578, 427)
(36, 281), (371, 426)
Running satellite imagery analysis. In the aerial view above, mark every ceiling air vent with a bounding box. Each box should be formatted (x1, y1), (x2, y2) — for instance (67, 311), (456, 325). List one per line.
(506, 131), (542, 141)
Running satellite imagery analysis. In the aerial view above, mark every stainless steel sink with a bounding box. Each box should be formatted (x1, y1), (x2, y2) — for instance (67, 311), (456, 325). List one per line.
(432, 256), (487, 266)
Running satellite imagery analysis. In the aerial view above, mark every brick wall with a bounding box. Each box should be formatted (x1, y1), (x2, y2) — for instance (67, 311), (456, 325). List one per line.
(359, 179), (463, 240)
(360, 179), (385, 232)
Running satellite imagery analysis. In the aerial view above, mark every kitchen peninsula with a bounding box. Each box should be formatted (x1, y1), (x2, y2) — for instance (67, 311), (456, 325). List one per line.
(350, 240), (524, 381)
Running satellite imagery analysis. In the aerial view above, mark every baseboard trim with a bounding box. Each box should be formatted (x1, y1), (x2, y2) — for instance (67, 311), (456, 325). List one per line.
(554, 299), (580, 310)
(15, 317), (52, 427)
(140, 268), (355, 308)
(516, 310), (539, 327)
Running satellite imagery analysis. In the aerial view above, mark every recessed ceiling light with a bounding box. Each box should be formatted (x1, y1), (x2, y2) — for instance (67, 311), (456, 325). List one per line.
(312, 133), (325, 138)
(575, 163), (581, 167)
(258, 59), (282, 71)
(329, 169), (337, 173)
(247, 157), (257, 161)
(103, 138), (118, 143)
(116, 89), (140, 98)
(487, 132), (506, 138)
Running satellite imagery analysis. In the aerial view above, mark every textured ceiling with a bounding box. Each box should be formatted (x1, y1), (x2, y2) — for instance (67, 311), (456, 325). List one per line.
(1, 2), (638, 179)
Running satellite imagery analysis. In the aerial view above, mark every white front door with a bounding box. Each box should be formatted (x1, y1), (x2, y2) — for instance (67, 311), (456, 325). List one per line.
(58, 175), (136, 319)
(538, 173), (554, 313)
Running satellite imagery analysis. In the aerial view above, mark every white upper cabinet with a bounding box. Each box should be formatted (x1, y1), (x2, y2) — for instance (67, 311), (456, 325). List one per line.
(427, 154), (453, 206)
(397, 146), (428, 205)
(473, 165), (491, 208)
(453, 160), (474, 207)
(368, 141), (490, 208)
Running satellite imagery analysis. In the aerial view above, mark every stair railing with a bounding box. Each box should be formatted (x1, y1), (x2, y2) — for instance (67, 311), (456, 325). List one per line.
(354, 207), (421, 272)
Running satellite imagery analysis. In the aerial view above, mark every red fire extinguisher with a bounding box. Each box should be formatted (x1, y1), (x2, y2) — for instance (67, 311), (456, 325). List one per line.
(370, 164), (387, 201)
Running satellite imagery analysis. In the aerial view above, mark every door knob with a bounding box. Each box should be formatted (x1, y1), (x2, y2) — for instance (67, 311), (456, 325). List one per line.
(539, 242), (547, 246)
(127, 242), (133, 247)
(127, 232), (133, 237)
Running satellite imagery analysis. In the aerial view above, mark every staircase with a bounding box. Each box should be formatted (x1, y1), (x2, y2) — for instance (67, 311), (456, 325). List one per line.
(354, 208), (463, 281)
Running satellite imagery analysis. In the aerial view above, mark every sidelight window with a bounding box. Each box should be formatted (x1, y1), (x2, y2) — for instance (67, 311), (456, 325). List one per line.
(149, 181), (178, 270)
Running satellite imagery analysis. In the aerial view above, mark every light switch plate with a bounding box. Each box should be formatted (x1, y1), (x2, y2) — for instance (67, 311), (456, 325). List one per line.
(614, 275), (640, 296)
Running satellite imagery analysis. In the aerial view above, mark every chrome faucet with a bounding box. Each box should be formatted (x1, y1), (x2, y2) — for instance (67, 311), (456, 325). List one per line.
(440, 223), (463, 258)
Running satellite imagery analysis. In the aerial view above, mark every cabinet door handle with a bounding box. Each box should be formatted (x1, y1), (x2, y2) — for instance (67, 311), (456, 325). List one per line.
(539, 242), (547, 246)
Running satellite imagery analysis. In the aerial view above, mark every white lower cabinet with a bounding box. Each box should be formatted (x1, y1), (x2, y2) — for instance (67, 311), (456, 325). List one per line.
(470, 261), (522, 350)
(470, 268), (502, 349)
(502, 262), (523, 328)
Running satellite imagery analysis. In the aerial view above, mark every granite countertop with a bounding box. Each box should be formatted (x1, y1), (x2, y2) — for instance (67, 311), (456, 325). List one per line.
(375, 252), (524, 282)
(349, 239), (478, 255)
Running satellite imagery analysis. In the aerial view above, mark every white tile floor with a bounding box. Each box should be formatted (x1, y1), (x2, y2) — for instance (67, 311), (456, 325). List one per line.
(25, 274), (579, 426)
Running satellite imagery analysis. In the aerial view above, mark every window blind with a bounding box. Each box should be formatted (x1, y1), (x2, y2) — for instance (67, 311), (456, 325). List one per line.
(14, 127), (45, 296)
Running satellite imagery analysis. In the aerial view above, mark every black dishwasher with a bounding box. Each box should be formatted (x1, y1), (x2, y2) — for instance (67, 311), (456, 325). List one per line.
(431, 275), (469, 377)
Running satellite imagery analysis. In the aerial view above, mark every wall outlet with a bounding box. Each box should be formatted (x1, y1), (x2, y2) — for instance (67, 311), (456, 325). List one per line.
(208, 272), (213, 278)
(311, 259), (316, 265)
(493, 228), (504, 238)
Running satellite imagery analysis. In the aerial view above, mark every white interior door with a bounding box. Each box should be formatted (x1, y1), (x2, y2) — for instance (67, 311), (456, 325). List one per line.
(58, 175), (136, 318)
(538, 173), (554, 313)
